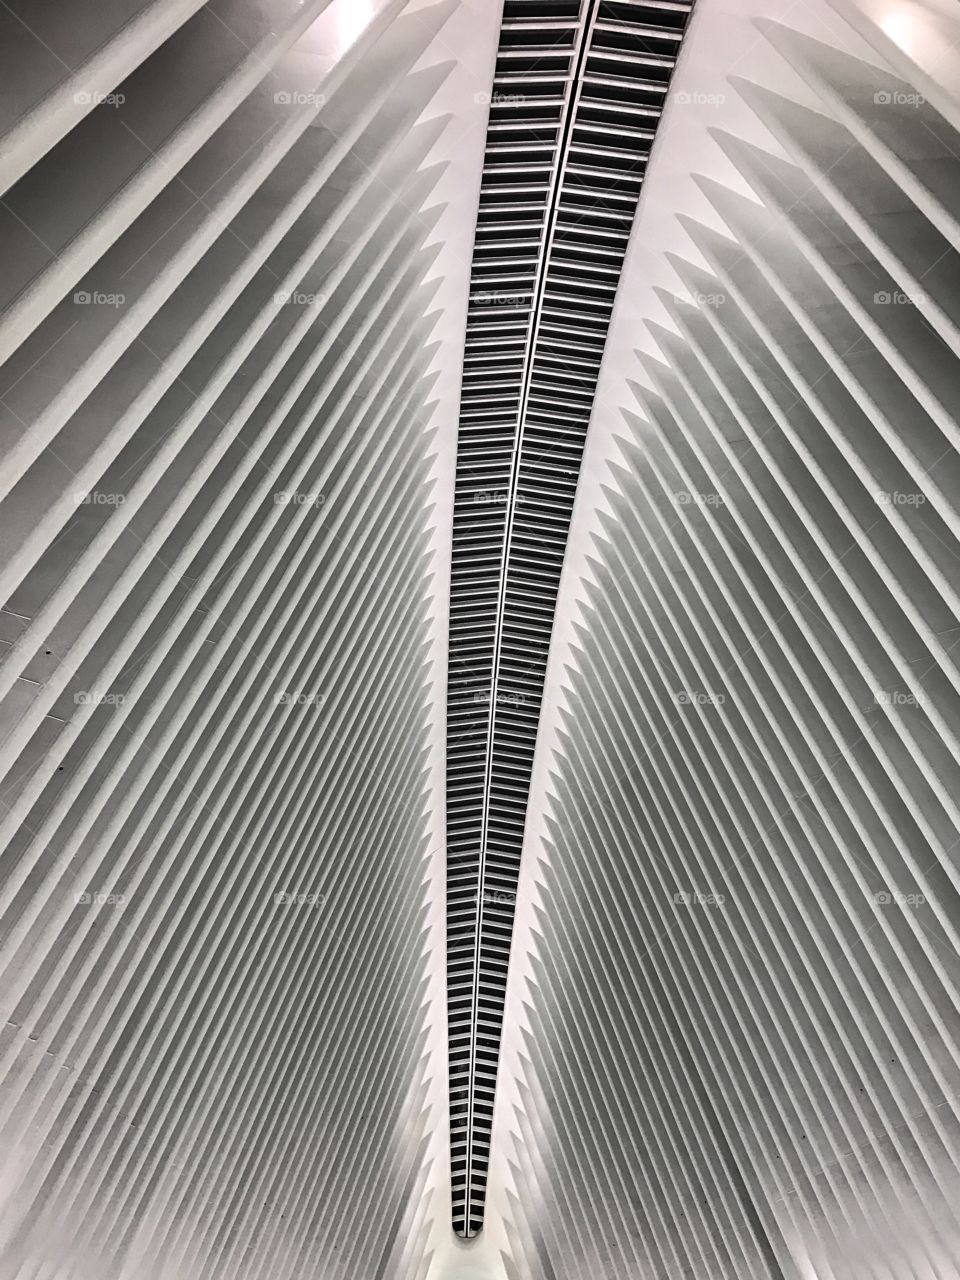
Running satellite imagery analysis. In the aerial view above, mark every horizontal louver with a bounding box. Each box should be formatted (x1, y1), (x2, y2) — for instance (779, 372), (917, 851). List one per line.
(447, 0), (695, 1238)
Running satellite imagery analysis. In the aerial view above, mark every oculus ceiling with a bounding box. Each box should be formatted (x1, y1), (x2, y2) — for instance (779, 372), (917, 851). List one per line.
(0, 1), (959, 1279)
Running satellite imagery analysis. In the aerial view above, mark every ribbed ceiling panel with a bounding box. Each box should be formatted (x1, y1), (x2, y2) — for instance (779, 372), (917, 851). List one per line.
(447, 0), (695, 1239)
(491, 1), (960, 1275)
(0, 3), (466, 1276)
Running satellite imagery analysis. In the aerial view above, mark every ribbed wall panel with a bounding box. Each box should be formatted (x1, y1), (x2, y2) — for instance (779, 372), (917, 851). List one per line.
(0, 2), (476, 1276)
(486, 1), (960, 1276)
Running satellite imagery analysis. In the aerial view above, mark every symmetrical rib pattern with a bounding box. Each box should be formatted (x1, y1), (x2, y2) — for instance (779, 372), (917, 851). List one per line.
(446, 0), (694, 1236)
(0, 3), (466, 1277)
(492, 1), (960, 1276)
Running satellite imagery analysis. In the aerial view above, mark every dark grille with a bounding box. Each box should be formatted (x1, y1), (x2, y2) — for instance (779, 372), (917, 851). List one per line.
(447, 0), (696, 1238)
